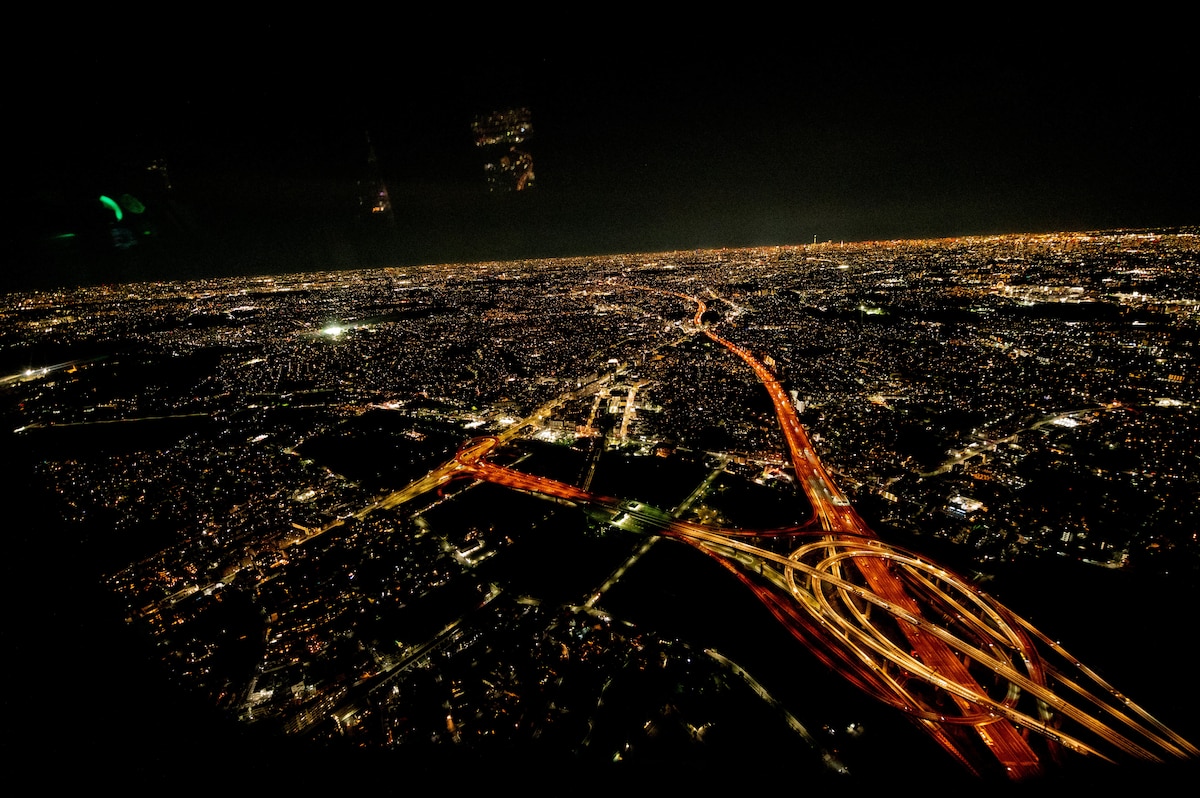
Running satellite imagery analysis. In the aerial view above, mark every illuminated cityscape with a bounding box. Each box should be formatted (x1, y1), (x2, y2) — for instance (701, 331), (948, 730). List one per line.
(4, 229), (1198, 788)
(10, 17), (1199, 790)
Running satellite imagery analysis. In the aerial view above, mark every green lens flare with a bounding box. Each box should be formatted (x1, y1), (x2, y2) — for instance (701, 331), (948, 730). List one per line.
(99, 195), (123, 221)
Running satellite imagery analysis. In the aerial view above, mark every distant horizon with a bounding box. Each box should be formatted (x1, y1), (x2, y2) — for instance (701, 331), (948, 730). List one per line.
(18, 30), (1197, 295)
(13, 223), (1199, 295)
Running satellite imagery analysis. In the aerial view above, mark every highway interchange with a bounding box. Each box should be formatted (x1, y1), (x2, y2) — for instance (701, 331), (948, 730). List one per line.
(277, 284), (1197, 780)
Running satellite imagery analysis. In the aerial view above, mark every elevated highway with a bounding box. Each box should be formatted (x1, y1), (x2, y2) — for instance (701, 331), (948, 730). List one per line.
(437, 287), (1198, 781)
(279, 284), (1197, 781)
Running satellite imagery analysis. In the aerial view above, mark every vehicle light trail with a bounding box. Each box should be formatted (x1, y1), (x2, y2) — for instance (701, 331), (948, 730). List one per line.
(441, 285), (1198, 782)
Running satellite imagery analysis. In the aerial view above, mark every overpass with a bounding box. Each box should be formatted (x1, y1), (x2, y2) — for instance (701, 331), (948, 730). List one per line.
(439, 285), (1198, 782)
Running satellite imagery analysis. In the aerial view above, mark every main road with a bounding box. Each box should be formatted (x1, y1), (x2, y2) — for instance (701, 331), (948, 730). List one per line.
(692, 295), (1048, 777)
(440, 286), (1198, 781)
(276, 283), (1196, 781)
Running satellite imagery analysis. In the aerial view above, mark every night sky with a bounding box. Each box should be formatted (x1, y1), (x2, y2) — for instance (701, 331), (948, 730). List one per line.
(6, 21), (1200, 790)
(13, 23), (1199, 292)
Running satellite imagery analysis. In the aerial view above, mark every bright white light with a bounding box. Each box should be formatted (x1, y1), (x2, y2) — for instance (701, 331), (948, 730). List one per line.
(322, 325), (344, 337)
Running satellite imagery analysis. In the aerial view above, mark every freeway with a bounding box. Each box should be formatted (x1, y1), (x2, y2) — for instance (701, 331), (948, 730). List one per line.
(246, 282), (1196, 781)
(434, 285), (1198, 782)
(279, 338), (658, 551)
(680, 289), (1195, 775)
(696, 306), (1043, 777)
(445, 430), (1199, 776)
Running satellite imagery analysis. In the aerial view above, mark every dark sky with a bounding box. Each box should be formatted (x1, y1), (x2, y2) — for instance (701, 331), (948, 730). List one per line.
(13, 22), (1199, 291)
